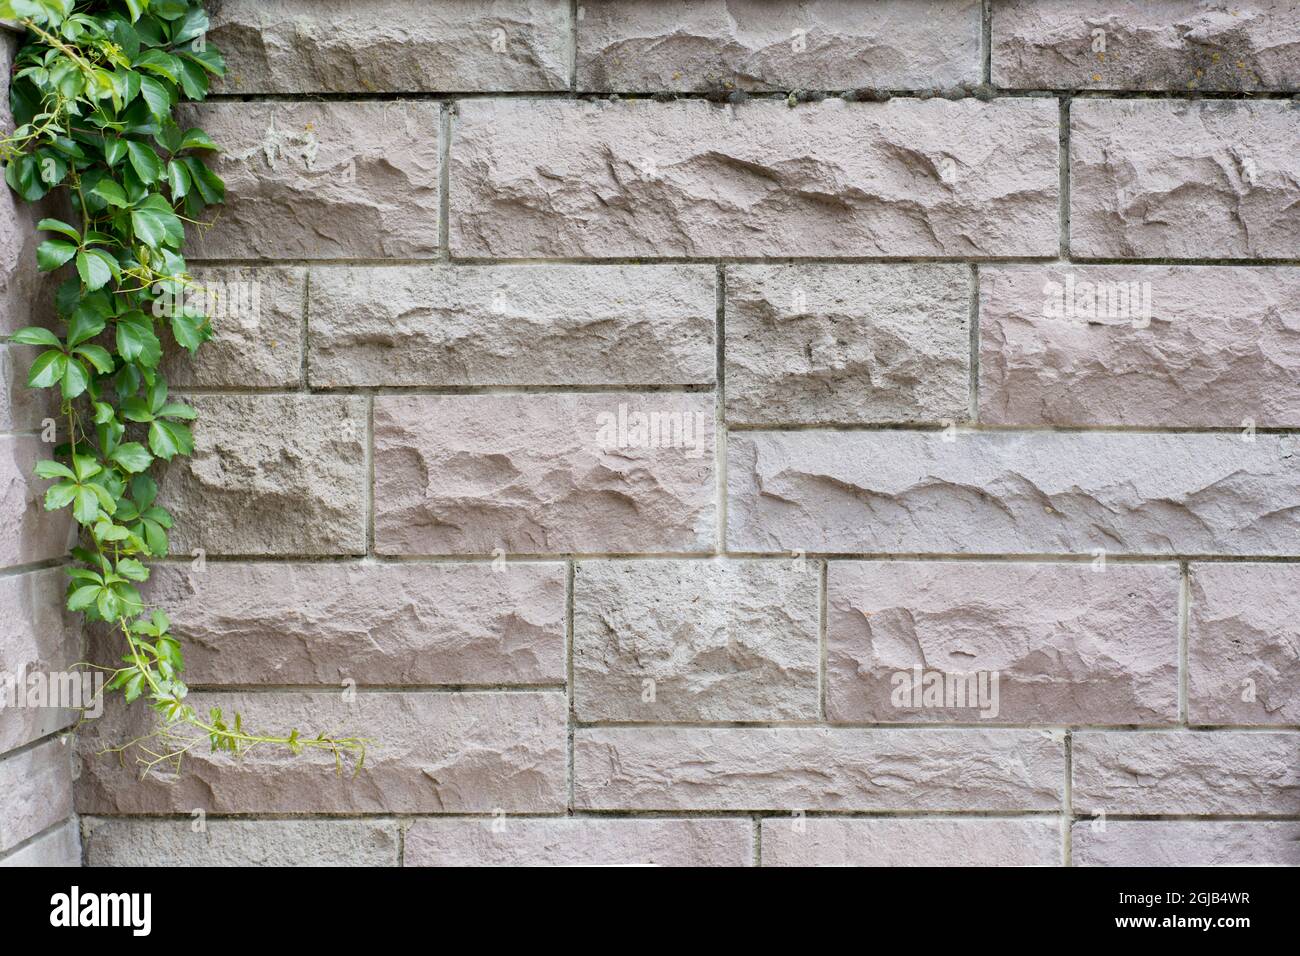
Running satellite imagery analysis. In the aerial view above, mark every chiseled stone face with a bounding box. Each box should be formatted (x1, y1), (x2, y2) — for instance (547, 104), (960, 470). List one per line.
(0, 819), (79, 867)
(573, 559), (819, 722)
(0, 569), (79, 754)
(1072, 820), (1300, 867)
(158, 395), (368, 557)
(373, 393), (716, 556)
(308, 265), (716, 388)
(450, 98), (1060, 258)
(826, 561), (1179, 725)
(209, 0), (570, 94)
(115, 562), (567, 686)
(182, 101), (441, 259)
(0, 740), (73, 854)
(980, 265), (1300, 427)
(993, 0), (1300, 91)
(725, 263), (970, 426)
(76, 691), (568, 814)
(1070, 99), (1300, 259)
(574, 727), (1066, 811)
(577, 0), (982, 92)
(727, 430), (1300, 556)
(405, 817), (753, 867)
(761, 817), (1063, 867)
(1188, 563), (1300, 725)
(1071, 731), (1300, 815)
(0, 437), (73, 569)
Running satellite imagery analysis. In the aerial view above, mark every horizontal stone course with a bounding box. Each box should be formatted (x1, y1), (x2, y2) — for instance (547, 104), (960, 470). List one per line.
(725, 264), (970, 426)
(76, 691), (567, 814)
(1188, 563), (1300, 725)
(210, 0), (570, 94)
(373, 393), (716, 555)
(0, 740), (73, 854)
(308, 265), (715, 388)
(573, 559), (820, 721)
(1071, 731), (1300, 815)
(406, 817), (752, 867)
(0, 818), (78, 867)
(1071, 820), (1300, 866)
(0, 436), (72, 569)
(82, 818), (400, 866)
(577, 0), (982, 92)
(183, 101), (440, 260)
(1070, 99), (1300, 259)
(450, 98), (1060, 258)
(827, 562), (1179, 725)
(574, 727), (1065, 810)
(0, 568), (78, 754)
(980, 265), (1300, 426)
(760, 817), (1063, 866)
(993, 0), (1300, 91)
(727, 430), (1300, 556)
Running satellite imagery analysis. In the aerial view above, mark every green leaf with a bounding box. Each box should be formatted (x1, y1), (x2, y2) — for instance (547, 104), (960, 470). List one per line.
(179, 127), (218, 151)
(134, 49), (182, 83)
(103, 136), (127, 167)
(73, 485), (101, 524)
(45, 481), (77, 510)
(170, 311), (208, 353)
(156, 402), (196, 420)
(90, 178), (129, 207)
(36, 239), (78, 272)
(138, 74), (172, 122)
(28, 350), (67, 388)
(176, 57), (210, 100)
(115, 312), (163, 367)
(165, 158), (190, 198)
(74, 344), (115, 374)
(126, 139), (162, 184)
(76, 249), (113, 290)
(66, 306), (106, 347)
(148, 419), (192, 460)
(36, 218), (81, 241)
(67, 584), (101, 611)
(10, 327), (62, 348)
(61, 356), (90, 399)
(109, 441), (152, 473)
(34, 460), (76, 480)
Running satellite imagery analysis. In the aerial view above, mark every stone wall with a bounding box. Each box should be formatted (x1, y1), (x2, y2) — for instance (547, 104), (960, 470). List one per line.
(56, 0), (1300, 865)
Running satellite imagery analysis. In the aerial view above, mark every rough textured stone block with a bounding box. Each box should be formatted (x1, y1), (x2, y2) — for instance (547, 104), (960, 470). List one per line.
(76, 691), (566, 814)
(1071, 99), (1300, 259)
(163, 267), (303, 388)
(83, 817), (400, 866)
(308, 265), (715, 388)
(1188, 563), (1300, 725)
(728, 430), (1300, 556)
(0, 739), (73, 853)
(577, 0), (981, 92)
(183, 101), (440, 259)
(993, 0), (1300, 91)
(980, 265), (1300, 427)
(406, 817), (752, 867)
(575, 727), (1065, 810)
(0, 818), (78, 867)
(573, 559), (819, 721)
(725, 264), (970, 426)
(113, 562), (566, 686)
(1072, 820), (1300, 866)
(374, 393), (716, 555)
(210, 0), (569, 93)
(761, 817), (1062, 866)
(159, 395), (367, 557)
(1072, 731), (1300, 815)
(0, 568), (78, 753)
(0, 345), (58, 431)
(0, 436), (72, 569)
(450, 98), (1060, 258)
(827, 562), (1179, 725)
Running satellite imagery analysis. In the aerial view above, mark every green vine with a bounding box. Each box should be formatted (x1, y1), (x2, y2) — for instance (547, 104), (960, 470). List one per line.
(1, 0), (365, 774)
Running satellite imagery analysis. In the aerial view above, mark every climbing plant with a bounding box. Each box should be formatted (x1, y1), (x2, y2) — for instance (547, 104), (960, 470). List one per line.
(0, 0), (365, 774)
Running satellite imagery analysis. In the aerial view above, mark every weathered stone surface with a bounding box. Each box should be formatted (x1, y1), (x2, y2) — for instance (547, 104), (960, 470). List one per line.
(573, 559), (819, 721)
(577, 0), (981, 92)
(728, 431), (1300, 556)
(0, 437), (72, 569)
(406, 817), (752, 867)
(0, 621), (74, 766)
(1070, 99), (1300, 259)
(1188, 563), (1300, 725)
(114, 562), (566, 686)
(0, 344), (57, 430)
(0, 739), (73, 853)
(1072, 820), (1300, 866)
(374, 394), (716, 555)
(183, 101), (440, 260)
(761, 817), (1062, 866)
(308, 265), (715, 388)
(1072, 731), (1300, 814)
(210, 0), (569, 94)
(450, 98), (1060, 258)
(163, 267), (304, 388)
(827, 561), (1179, 725)
(159, 395), (367, 557)
(993, 0), (1300, 91)
(76, 691), (566, 814)
(0, 818), (78, 867)
(725, 264), (970, 426)
(980, 265), (1300, 427)
(83, 817), (400, 866)
(575, 727), (1065, 810)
